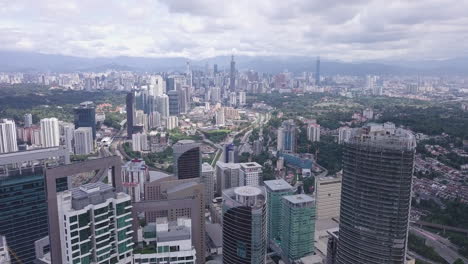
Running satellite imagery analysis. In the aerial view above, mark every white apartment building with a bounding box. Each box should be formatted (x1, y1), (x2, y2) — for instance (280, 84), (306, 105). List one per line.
(73, 127), (93, 155)
(40, 118), (60, 147)
(239, 162), (263, 187)
(307, 123), (321, 142)
(0, 119), (18, 153)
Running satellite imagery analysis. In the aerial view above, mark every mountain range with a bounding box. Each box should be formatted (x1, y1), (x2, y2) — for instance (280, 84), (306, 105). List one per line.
(0, 50), (467, 75)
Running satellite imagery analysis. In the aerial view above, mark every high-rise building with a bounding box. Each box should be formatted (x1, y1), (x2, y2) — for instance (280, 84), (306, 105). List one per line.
(326, 228), (340, 264)
(264, 179), (295, 243)
(210, 87), (221, 104)
(315, 56), (321, 86)
(277, 119), (296, 153)
(156, 94), (170, 118)
(148, 111), (161, 129)
(307, 123), (321, 142)
(24, 113), (33, 128)
(224, 143), (238, 163)
(73, 127), (93, 155)
(0, 119), (18, 153)
(40, 118), (60, 147)
(239, 162), (263, 186)
(132, 132), (148, 152)
(166, 116), (179, 130)
(201, 162), (215, 207)
(60, 122), (75, 152)
(0, 235), (10, 263)
(222, 186), (267, 264)
(315, 174), (342, 220)
(336, 123), (416, 264)
(215, 161), (241, 196)
(229, 92), (237, 106)
(74, 101), (96, 139)
(167, 90), (180, 116)
(56, 182), (133, 264)
(238, 91), (246, 106)
(338, 127), (352, 145)
(173, 140), (201, 180)
(126, 92), (136, 139)
(229, 55), (236, 91)
(363, 108), (374, 120)
(215, 108), (225, 126)
(281, 194), (316, 263)
(178, 86), (190, 114)
(122, 159), (148, 202)
(0, 147), (69, 264)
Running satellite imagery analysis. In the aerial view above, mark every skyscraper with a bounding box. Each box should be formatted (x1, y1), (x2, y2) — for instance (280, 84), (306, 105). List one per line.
(264, 179), (295, 243)
(60, 122), (74, 152)
(73, 127), (93, 155)
(167, 90), (180, 116)
(201, 162), (215, 207)
(239, 162), (263, 187)
(336, 123), (416, 264)
(40, 118), (60, 147)
(173, 140), (201, 180)
(281, 194), (316, 263)
(0, 119), (18, 153)
(277, 119), (296, 153)
(307, 123), (321, 142)
(74, 101), (96, 139)
(156, 94), (170, 118)
(24, 113), (33, 128)
(315, 56), (321, 86)
(222, 186), (267, 264)
(230, 55), (236, 91)
(122, 159), (148, 202)
(126, 92), (135, 139)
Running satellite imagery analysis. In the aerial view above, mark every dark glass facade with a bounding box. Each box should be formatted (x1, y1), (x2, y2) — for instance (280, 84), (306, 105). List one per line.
(126, 92), (135, 139)
(0, 169), (67, 264)
(167, 90), (180, 116)
(175, 147), (201, 180)
(337, 142), (415, 264)
(74, 106), (96, 139)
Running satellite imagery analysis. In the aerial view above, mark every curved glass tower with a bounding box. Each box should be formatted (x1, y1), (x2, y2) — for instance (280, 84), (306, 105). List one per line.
(173, 140), (201, 180)
(222, 186), (267, 264)
(336, 123), (416, 264)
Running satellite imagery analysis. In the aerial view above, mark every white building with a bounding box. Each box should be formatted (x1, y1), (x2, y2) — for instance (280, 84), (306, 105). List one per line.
(73, 127), (93, 155)
(0, 235), (10, 263)
(239, 162), (263, 187)
(215, 109), (225, 126)
(149, 112), (161, 129)
(363, 108), (374, 120)
(60, 122), (75, 153)
(122, 159), (148, 202)
(0, 119), (18, 153)
(315, 174), (342, 220)
(338, 126), (352, 144)
(201, 162), (215, 207)
(215, 161), (241, 196)
(40, 118), (60, 148)
(210, 87), (221, 103)
(167, 116), (179, 130)
(238, 91), (246, 106)
(150, 75), (166, 96)
(156, 94), (170, 118)
(56, 182), (134, 264)
(24, 113), (33, 127)
(307, 123), (321, 142)
(132, 133), (148, 152)
(134, 218), (197, 264)
(229, 92), (237, 106)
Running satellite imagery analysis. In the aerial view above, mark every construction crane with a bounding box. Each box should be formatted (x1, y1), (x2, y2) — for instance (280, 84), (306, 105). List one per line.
(6, 247), (23, 264)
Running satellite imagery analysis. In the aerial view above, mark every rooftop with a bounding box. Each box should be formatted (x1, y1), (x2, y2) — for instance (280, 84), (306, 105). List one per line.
(264, 179), (294, 192)
(283, 194), (315, 204)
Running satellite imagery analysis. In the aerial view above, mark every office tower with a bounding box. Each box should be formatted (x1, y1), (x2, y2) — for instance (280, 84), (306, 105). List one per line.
(315, 56), (320, 86)
(224, 143), (238, 163)
(142, 176), (206, 264)
(222, 186), (267, 264)
(73, 127), (93, 155)
(215, 108), (225, 126)
(0, 147), (69, 264)
(122, 159), (148, 202)
(326, 228), (339, 264)
(201, 162), (215, 207)
(264, 179), (295, 243)
(167, 90), (180, 116)
(363, 108), (374, 119)
(56, 182), (133, 264)
(315, 174), (342, 220)
(60, 122), (74, 152)
(148, 111), (161, 129)
(307, 123), (321, 142)
(173, 140), (201, 180)
(213, 64), (218, 74)
(210, 87), (221, 104)
(229, 55), (236, 91)
(215, 161), (241, 195)
(277, 119), (296, 153)
(74, 101), (96, 139)
(336, 123), (416, 264)
(239, 91), (246, 106)
(0, 119), (18, 153)
(179, 86), (190, 114)
(132, 132), (148, 152)
(281, 194), (316, 263)
(366, 75), (377, 90)
(0, 235), (10, 263)
(239, 162), (263, 186)
(166, 116), (179, 130)
(373, 85), (383, 96)
(156, 94), (170, 118)
(338, 126), (352, 144)
(40, 118), (60, 147)
(126, 92), (136, 139)
(229, 91), (237, 106)
(135, 110), (147, 130)
(24, 113), (33, 127)
(150, 75), (165, 96)
(133, 218), (197, 264)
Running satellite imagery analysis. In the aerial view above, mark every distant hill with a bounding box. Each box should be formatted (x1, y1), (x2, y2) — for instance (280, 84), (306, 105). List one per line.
(0, 50), (466, 75)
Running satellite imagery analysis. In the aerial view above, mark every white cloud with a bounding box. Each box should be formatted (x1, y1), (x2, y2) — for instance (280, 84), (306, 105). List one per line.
(0, 0), (467, 61)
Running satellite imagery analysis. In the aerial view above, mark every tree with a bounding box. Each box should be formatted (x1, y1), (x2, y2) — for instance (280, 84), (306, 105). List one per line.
(453, 259), (465, 264)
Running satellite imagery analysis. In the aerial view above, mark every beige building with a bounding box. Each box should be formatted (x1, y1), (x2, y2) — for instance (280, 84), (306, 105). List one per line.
(315, 173), (342, 220)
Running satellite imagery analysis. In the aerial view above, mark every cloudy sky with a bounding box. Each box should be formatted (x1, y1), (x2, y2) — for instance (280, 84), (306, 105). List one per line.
(1, 0), (467, 61)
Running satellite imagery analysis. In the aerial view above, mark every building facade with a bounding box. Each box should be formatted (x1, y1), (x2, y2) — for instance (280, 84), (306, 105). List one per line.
(40, 118), (60, 147)
(73, 127), (94, 155)
(264, 179), (295, 244)
(173, 140), (201, 180)
(0, 119), (18, 153)
(74, 101), (96, 139)
(239, 162), (263, 187)
(201, 162), (215, 207)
